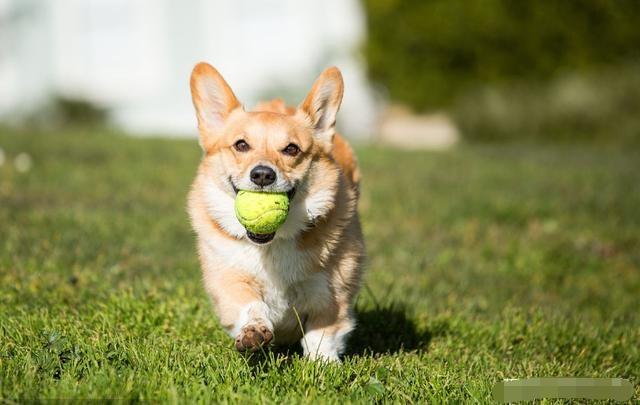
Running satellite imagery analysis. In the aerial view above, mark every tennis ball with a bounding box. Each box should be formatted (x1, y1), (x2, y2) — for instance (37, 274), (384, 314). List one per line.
(234, 190), (289, 234)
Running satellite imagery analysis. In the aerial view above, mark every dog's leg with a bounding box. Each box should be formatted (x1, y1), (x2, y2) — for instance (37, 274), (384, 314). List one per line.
(203, 268), (273, 352)
(301, 309), (354, 361)
(231, 300), (274, 353)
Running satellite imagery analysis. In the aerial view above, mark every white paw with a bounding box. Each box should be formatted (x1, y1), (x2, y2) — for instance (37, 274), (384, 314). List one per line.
(301, 329), (344, 362)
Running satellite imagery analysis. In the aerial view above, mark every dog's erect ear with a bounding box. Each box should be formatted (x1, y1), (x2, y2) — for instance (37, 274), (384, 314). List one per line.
(190, 62), (242, 147)
(299, 67), (344, 147)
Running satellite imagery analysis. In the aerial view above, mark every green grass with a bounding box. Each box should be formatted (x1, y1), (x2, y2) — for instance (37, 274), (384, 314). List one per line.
(1, 128), (639, 403)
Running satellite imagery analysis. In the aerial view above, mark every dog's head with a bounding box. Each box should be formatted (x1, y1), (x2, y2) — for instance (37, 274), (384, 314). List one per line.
(190, 63), (344, 245)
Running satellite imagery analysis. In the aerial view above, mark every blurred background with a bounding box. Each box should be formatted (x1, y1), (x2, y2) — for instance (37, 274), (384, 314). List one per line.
(2, 0), (639, 145)
(2, 2), (640, 400)
(0, 0), (376, 138)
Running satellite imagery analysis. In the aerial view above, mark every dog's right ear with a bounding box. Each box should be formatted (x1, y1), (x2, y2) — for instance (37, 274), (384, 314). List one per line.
(190, 62), (242, 149)
(298, 67), (344, 151)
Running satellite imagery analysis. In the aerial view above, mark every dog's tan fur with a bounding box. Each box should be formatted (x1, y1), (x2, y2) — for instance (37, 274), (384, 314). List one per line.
(187, 63), (365, 360)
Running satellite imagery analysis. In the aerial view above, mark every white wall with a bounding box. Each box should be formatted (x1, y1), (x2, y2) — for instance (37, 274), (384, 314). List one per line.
(0, 0), (377, 138)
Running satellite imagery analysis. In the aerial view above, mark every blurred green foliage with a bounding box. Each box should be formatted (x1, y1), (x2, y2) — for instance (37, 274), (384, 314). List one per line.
(454, 63), (640, 143)
(15, 96), (109, 130)
(50, 96), (108, 126)
(362, 0), (640, 110)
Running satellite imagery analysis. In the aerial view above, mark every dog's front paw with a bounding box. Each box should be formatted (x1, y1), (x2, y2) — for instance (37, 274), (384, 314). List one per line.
(235, 324), (273, 352)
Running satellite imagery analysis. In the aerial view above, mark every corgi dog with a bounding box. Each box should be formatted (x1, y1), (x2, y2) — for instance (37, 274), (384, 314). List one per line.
(187, 62), (365, 361)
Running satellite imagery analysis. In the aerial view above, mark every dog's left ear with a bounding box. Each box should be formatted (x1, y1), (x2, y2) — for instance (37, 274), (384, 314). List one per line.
(298, 67), (344, 148)
(190, 62), (242, 149)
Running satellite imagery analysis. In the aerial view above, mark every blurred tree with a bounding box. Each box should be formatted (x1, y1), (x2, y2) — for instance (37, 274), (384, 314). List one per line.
(362, 0), (640, 110)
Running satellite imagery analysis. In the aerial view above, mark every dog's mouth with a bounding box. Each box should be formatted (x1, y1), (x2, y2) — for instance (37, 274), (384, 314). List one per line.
(229, 177), (295, 244)
(246, 230), (275, 244)
(229, 177), (296, 200)
(231, 180), (239, 195)
(286, 187), (296, 200)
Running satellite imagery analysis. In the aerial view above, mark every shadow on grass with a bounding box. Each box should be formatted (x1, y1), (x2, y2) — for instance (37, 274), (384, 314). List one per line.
(345, 304), (432, 357)
(245, 304), (431, 370)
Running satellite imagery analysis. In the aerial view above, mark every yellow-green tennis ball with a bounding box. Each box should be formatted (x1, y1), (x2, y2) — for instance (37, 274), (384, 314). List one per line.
(234, 190), (290, 234)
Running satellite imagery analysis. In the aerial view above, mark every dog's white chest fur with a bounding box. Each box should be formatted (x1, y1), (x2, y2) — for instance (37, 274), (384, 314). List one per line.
(205, 235), (332, 342)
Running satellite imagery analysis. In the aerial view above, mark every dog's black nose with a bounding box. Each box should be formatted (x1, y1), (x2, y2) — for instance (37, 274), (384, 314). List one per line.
(250, 165), (276, 186)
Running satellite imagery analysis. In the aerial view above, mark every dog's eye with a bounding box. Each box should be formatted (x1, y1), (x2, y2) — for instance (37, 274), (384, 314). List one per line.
(282, 143), (300, 157)
(234, 140), (250, 152)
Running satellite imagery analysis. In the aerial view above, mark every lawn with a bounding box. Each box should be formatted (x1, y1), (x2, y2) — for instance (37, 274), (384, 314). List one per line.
(1, 128), (638, 403)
